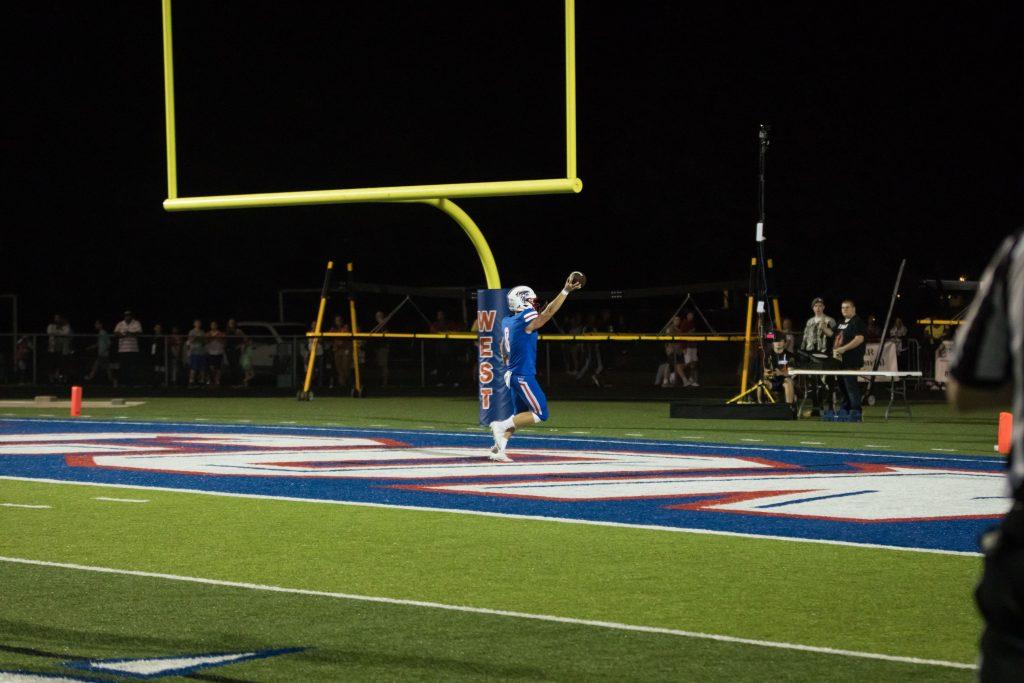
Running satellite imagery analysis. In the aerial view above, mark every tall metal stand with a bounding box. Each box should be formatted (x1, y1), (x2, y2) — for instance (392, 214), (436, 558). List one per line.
(728, 124), (782, 404)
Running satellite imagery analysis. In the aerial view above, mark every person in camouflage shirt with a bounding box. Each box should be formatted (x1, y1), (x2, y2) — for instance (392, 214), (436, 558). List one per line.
(800, 297), (837, 415)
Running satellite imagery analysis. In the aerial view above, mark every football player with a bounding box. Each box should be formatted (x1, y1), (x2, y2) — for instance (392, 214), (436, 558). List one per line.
(489, 274), (582, 461)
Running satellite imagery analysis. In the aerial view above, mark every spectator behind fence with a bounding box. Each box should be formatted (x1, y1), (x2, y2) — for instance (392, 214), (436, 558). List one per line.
(225, 318), (243, 385)
(329, 314), (352, 389)
(566, 312), (585, 378)
(206, 320), (226, 387)
(46, 313), (72, 384)
(889, 315), (909, 370)
(149, 323), (166, 386)
(187, 319), (206, 387)
(15, 335), (32, 384)
(429, 309), (459, 387)
(113, 310), (142, 386)
(332, 315), (353, 387)
(866, 313), (882, 342)
(658, 315), (685, 387)
(167, 325), (184, 386)
(84, 320), (113, 384)
(889, 316), (908, 351)
(679, 311), (699, 387)
(239, 336), (255, 387)
(570, 313), (603, 387)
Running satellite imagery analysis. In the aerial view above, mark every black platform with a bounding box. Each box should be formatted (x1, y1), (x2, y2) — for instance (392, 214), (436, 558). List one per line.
(670, 402), (795, 420)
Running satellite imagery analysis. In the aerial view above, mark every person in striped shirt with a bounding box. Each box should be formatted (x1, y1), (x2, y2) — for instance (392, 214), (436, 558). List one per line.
(949, 228), (1024, 681)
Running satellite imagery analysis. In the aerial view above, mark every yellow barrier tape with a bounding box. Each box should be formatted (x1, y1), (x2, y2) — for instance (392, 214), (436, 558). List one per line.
(308, 332), (749, 342)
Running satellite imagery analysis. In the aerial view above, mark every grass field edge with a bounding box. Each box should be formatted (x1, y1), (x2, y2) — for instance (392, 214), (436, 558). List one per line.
(0, 556), (978, 672)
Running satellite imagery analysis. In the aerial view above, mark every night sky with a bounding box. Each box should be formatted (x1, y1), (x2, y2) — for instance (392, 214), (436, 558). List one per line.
(4, 2), (1023, 333)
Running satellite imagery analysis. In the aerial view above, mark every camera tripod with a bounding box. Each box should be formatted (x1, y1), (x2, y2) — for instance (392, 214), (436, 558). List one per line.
(727, 124), (783, 405)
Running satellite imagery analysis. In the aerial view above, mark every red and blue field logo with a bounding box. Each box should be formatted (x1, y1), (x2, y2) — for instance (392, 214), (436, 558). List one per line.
(0, 418), (1007, 553)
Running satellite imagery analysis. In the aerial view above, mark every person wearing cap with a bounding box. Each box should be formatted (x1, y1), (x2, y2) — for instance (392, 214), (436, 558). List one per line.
(765, 330), (795, 406)
(801, 298), (836, 354)
(800, 298), (836, 416)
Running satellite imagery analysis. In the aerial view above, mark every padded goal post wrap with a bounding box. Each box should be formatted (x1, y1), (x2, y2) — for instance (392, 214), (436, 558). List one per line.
(477, 289), (514, 426)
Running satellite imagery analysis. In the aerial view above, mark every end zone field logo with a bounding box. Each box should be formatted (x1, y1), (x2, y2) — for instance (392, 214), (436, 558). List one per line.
(0, 427), (1009, 552)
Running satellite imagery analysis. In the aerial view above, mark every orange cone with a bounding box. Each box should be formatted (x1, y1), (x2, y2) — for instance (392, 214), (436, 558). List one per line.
(70, 386), (82, 417)
(997, 412), (1013, 455)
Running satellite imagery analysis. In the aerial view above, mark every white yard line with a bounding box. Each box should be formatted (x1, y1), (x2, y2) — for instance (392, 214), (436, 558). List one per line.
(0, 555), (976, 671)
(800, 441), (825, 445)
(1, 503), (51, 509)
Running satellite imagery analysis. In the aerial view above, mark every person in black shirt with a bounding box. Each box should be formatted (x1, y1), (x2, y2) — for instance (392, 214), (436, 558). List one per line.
(828, 299), (867, 421)
(765, 331), (795, 406)
(948, 228), (1023, 682)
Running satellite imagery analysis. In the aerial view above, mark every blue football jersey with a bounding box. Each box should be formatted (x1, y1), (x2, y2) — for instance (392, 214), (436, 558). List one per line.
(502, 306), (540, 376)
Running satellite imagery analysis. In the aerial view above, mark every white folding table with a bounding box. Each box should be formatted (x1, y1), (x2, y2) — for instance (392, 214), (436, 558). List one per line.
(787, 369), (924, 420)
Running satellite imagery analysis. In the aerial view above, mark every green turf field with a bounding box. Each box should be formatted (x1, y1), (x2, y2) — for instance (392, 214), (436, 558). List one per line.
(0, 396), (1002, 454)
(1, 397), (999, 680)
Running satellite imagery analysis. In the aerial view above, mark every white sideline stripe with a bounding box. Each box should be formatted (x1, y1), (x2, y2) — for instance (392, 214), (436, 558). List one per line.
(0, 555), (976, 671)
(0, 475), (981, 557)
(93, 497), (149, 503)
(2, 416), (1000, 465)
(1, 503), (51, 509)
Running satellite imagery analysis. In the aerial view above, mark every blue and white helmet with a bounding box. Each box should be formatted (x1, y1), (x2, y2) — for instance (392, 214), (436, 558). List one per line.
(507, 285), (537, 313)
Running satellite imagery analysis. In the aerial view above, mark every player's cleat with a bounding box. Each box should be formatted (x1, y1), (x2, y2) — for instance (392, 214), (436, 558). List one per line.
(489, 421), (509, 452)
(488, 448), (513, 463)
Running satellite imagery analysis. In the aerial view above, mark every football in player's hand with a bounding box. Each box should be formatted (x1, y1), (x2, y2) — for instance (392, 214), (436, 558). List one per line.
(569, 271), (586, 288)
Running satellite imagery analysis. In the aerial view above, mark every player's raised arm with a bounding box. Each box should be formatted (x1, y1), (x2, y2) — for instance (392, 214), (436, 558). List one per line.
(526, 272), (584, 332)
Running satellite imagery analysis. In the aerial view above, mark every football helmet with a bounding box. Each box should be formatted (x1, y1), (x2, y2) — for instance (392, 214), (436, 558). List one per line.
(507, 285), (537, 313)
